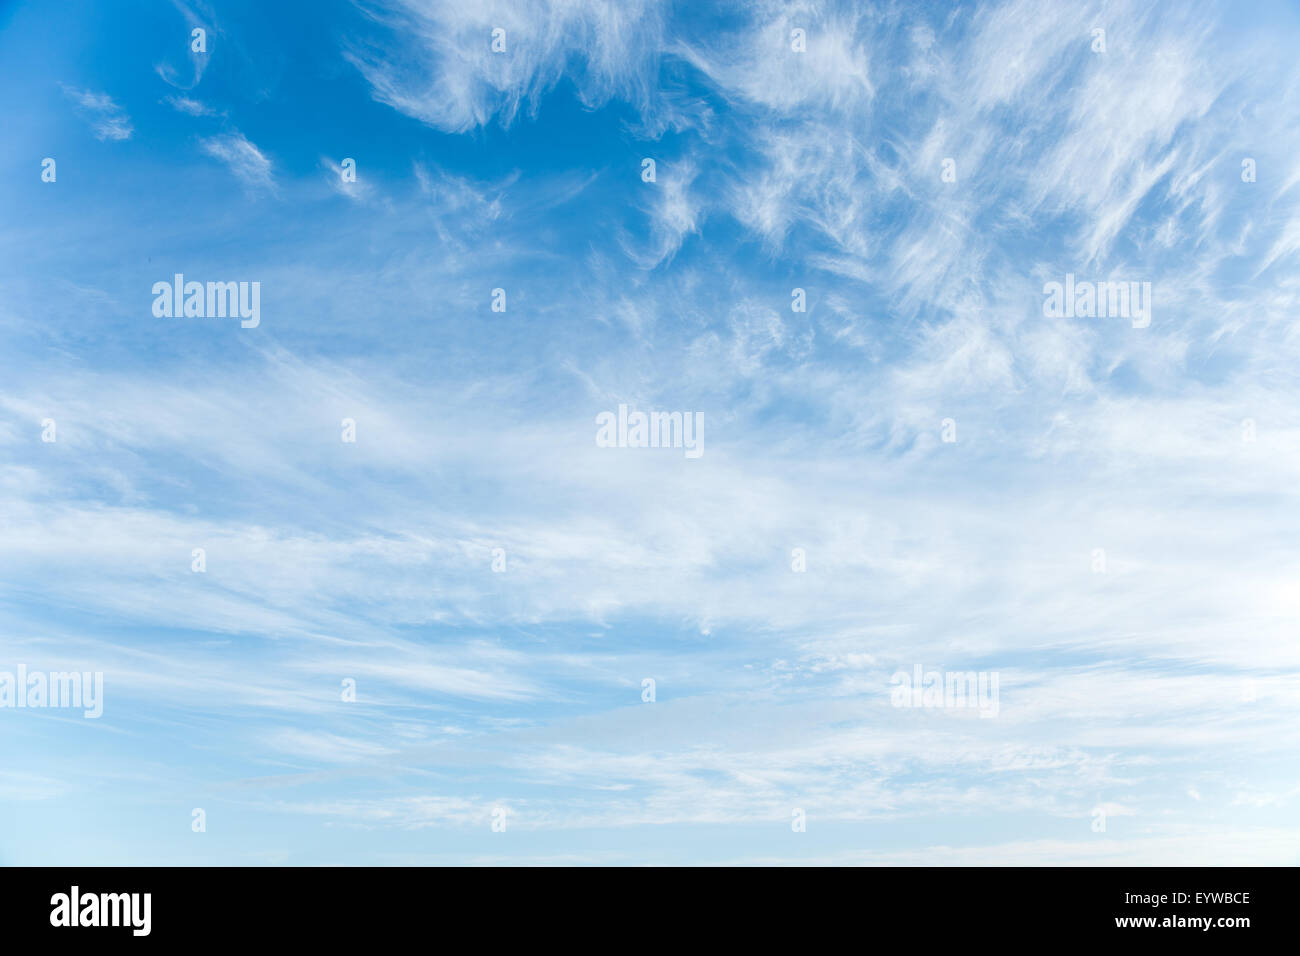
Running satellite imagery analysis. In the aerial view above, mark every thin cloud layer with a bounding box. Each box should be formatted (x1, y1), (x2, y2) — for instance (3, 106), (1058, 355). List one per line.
(199, 131), (275, 190)
(62, 85), (134, 140)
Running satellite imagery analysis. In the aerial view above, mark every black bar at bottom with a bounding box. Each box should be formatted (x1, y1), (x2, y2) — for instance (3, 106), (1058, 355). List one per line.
(0, 866), (1283, 943)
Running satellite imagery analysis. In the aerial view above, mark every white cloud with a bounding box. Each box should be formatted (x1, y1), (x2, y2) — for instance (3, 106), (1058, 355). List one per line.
(200, 131), (275, 191)
(62, 86), (133, 141)
(345, 0), (669, 133)
(166, 95), (218, 117)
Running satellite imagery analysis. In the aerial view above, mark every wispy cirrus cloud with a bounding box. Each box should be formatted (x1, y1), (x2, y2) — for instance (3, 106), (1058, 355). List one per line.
(166, 94), (219, 117)
(199, 130), (275, 191)
(61, 85), (133, 140)
(345, 0), (669, 133)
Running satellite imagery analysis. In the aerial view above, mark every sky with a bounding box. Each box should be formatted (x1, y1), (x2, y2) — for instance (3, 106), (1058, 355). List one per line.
(1, 0), (1299, 866)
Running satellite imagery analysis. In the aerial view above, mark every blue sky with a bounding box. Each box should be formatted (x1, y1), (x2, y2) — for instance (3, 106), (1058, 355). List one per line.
(2, 0), (1299, 865)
